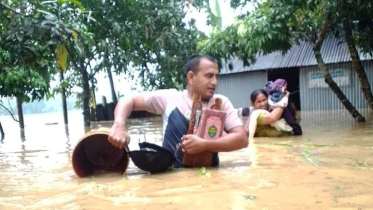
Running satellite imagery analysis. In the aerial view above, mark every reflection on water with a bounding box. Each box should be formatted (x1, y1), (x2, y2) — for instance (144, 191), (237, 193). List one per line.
(0, 109), (373, 209)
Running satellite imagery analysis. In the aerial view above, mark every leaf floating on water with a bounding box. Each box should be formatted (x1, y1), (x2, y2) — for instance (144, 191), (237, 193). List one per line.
(354, 159), (368, 167)
(302, 147), (319, 166)
(243, 195), (256, 200)
(197, 167), (211, 177)
(198, 167), (206, 175)
(302, 139), (321, 166)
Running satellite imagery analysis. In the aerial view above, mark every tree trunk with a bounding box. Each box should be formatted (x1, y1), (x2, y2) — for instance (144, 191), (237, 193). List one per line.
(311, 0), (365, 122)
(0, 122), (4, 140)
(60, 70), (68, 125)
(104, 51), (117, 104)
(343, 20), (373, 110)
(81, 60), (91, 127)
(90, 69), (97, 121)
(16, 97), (25, 137)
(313, 48), (365, 122)
(107, 68), (117, 104)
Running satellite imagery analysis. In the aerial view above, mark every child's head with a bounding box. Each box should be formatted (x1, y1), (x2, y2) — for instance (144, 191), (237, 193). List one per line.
(265, 79), (287, 93)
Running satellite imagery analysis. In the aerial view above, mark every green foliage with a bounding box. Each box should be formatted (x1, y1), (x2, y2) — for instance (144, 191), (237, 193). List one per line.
(198, 0), (326, 67)
(230, 0), (256, 9)
(199, 0), (373, 66)
(83, 0), (200, 90)
(1, 0), (202, 114)
(206, 0), (222, 31)
(40, 0), (202, 94)
(335, 0), (373, 55)
(0, 66), (49, 102)
(0, 0), (61, 102)
(49, 70), (81, 99)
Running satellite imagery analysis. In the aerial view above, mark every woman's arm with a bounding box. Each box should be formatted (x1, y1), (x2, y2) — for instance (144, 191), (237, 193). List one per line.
(260, 91), (290, 125)
(260, 107), (284, 125)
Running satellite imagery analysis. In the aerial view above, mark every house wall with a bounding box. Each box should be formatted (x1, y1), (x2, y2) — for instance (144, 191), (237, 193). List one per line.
(300, 61), (373, 110)
(216, 71), (267, 108)
(217, 61), (373, 110)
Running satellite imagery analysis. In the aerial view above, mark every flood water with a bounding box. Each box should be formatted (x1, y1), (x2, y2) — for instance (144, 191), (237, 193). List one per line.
(0, 109), (373, 209)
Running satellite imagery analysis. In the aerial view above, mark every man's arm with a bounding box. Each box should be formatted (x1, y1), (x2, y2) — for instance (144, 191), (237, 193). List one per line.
(181, 126), (248, 154)
(113, 95), (146, 123)
(109, 89), (173, 148)
(108, 95), (146, 149)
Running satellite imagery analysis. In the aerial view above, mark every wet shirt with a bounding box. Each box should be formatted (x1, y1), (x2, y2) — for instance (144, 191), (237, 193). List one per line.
(143, 89), (242, 166)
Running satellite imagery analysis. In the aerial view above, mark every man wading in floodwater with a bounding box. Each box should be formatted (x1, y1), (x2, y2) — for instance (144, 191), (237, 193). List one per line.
(108, 55), (248, 167)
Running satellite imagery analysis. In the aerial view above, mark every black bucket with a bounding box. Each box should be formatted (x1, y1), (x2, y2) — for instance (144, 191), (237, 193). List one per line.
(127, 141), (175, 173)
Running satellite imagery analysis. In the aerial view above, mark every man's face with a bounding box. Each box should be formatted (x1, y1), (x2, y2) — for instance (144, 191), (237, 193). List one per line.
(252, 93), (268, 110)
(188, 59), (219, 100)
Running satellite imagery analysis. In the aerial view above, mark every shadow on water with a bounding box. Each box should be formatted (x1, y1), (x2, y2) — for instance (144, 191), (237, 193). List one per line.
(65, 125), (71, 160)
(65, 125), (70, 139)
(20, 144), (30, 165)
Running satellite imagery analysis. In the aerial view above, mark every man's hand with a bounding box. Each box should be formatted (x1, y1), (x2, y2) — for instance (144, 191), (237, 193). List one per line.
(181, 134), (206, 155)
(108, 122), (130, 149)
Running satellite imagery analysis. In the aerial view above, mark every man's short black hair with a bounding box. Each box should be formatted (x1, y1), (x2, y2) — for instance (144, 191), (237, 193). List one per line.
(185, 55), (217, 75)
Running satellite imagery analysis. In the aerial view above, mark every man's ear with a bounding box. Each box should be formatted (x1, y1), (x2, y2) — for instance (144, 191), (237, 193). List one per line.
(187, 71), (194, 85)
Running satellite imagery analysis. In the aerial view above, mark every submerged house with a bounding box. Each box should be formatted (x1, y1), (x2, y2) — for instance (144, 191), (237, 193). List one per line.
(216, 37), (373, 111)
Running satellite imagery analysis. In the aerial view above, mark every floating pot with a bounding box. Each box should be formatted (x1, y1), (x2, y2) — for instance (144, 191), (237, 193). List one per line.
(72, 129), (130, 178)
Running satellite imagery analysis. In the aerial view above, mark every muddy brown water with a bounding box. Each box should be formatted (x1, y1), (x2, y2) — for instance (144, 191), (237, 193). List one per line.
(0, 110), (372, 209)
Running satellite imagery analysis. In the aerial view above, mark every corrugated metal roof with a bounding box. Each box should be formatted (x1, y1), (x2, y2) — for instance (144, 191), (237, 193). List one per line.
(220, 37), (373, 74)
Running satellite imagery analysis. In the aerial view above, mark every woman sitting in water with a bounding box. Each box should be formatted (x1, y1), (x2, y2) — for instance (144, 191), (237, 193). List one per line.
(244, 89), (302, 141)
